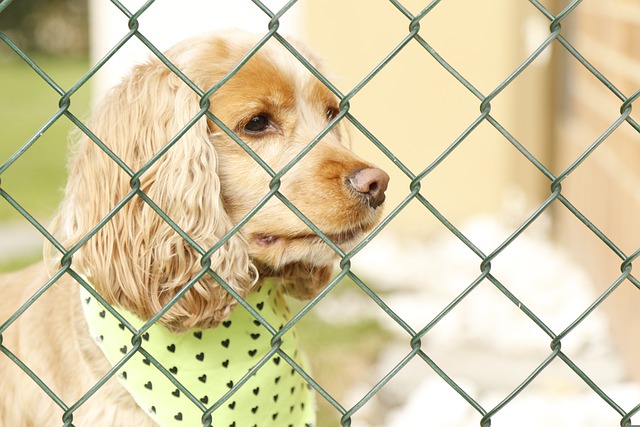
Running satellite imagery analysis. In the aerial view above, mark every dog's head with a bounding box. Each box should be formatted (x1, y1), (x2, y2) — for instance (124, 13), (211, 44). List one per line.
(48, 31), (388, 332)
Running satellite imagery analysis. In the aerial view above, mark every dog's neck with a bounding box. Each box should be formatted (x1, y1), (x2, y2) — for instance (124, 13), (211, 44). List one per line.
(79, 279), (314, 427)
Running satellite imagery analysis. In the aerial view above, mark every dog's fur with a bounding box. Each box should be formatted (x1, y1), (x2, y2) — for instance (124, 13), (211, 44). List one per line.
(0, 31), (388, 426)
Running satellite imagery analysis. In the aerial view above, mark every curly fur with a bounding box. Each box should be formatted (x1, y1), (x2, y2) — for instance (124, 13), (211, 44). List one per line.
(0, 31), (388, 426)
(47, 51), (257, 332)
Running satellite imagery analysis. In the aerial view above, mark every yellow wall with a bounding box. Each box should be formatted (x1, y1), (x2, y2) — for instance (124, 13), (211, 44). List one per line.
(555, 0), (640, 381)
(304, 1), (552, 236)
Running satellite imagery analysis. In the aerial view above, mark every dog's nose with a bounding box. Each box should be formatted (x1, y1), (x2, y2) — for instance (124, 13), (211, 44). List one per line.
(347, 167), (390, 209)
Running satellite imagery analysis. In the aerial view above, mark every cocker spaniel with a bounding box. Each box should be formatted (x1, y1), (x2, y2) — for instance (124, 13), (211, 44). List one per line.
(0, 31), (388, 427)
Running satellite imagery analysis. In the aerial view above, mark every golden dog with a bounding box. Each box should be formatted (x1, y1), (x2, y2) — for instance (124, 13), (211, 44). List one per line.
(0, 31), (388, 426)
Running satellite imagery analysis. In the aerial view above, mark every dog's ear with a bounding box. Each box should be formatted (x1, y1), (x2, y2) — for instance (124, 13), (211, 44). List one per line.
(47, 60), (257, 332)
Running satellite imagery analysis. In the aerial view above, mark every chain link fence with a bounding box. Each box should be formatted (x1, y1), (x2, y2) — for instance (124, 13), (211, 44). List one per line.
(1, 0), (640, 426)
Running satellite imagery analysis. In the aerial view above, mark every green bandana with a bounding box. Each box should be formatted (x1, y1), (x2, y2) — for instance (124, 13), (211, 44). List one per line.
(80, 280), (315, 427)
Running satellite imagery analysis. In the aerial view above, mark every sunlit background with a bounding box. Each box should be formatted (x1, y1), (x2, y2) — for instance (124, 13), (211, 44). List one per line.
(1, 1), (639, 425)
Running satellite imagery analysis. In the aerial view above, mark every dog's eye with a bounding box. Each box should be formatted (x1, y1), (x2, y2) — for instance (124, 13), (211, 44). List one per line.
(244, 114), (270, 133)
(326, 107), (340, 121)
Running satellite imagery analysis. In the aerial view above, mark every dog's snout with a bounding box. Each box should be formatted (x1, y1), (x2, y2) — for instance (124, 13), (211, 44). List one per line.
(347, 168), (390, 209)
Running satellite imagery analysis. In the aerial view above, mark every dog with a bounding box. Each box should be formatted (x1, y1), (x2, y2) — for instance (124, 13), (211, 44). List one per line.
(0, 31), (388, 427)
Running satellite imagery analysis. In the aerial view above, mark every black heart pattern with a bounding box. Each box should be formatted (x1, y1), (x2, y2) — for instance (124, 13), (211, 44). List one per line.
(82, 282), (315, 426)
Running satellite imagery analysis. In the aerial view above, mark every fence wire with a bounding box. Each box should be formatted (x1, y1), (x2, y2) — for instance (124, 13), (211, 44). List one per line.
(1, 0), (639, 426)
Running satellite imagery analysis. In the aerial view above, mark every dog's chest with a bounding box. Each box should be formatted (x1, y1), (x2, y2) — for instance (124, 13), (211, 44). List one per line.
(80, 280), (314, 427)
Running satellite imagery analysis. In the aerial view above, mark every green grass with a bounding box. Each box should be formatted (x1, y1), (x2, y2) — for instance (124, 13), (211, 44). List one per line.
(0, 56), (91, 222)
(292, 277), (393, 427)
(0, 251), (41, 272)
(298, 315), (392, 427)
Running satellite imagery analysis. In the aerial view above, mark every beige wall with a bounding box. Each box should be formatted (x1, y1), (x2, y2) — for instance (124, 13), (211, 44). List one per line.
(555, 0), (640, 381)
(305, 1), (640, 381)
(304, 1), (553, 237)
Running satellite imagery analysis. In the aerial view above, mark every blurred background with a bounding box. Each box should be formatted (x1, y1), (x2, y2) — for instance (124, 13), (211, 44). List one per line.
(1, 0), (639, 425)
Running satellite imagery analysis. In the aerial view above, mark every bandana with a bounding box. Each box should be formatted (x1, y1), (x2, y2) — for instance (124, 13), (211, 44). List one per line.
(80, 280), (315, 427)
